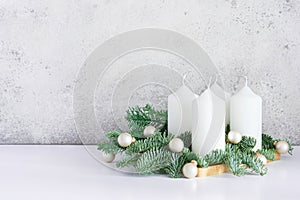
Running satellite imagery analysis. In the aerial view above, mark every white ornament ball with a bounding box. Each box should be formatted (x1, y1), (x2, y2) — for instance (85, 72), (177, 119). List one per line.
(228, 131), (242, 144)
(143, 125), (156, 137)
(101, 152), (115, 163)
(168, 138), (184, 153)
(255, 154), (267, 165)
(117, 132), (134, 147)
(276, 141), (289, 154)
(182, 160), (198, 179)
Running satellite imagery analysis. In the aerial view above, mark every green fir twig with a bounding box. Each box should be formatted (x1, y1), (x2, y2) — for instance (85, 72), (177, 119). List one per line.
(136, 148), (172, 174)
(126, 132), (174, 153)
(97, 140), (124, 154)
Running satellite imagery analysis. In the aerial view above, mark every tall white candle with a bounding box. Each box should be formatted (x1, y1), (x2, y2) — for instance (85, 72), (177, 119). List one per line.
(168, 83), (197, 136)
(230, 79), (262, 151)
(192, 88), (225, 157)
(211, 82), (231, 125)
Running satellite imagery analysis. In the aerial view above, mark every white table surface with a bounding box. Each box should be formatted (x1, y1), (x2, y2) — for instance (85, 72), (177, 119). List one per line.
(0, 145), (299, 200)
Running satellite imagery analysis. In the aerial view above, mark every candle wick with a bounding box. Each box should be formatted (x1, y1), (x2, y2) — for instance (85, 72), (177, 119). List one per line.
(182, 71), (192, 86)
(214, 74), (218, 84)
(244, 76), (248, 86)
(208, 76), (213, 88)
(182, 73), (188, 86)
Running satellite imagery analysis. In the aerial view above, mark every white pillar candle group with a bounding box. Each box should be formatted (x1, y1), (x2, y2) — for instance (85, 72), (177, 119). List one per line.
(168, 75), (262, 154)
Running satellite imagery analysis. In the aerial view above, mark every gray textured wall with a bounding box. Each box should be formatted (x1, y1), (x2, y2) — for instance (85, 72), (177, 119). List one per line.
(0, 0), (299, 144)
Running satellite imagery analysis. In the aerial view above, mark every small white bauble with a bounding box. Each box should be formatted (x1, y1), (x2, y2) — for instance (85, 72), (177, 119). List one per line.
(117, 132), (134, 147)
(276, 141), (289, 154)
(168, 138), (184, 153)
(182, 160), (198, 179)
(255, 153), (267, 165)
(101, 152), (115, 163)
(228, 131), (242, 144)
(143, 125), (156, 137)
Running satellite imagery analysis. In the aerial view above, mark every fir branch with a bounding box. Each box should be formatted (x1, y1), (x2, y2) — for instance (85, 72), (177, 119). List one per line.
(224, 144), (247, 176)
(182, 147), (190, 153)
(242, 154), (267, 176)
(116, 153), (141, 168)
(177, 131), (192, 148)
(126, 132), (174, 154)
(262, 133), (275, 149)
(105, 130), (121, 138)
(257, 149), (277, 161)
(136, 148), (172, 174)
(128, 125), (145, 139)
(224, 154), (247, 176)
(126, 104), (153, 127)
(97, 140), (124, 154)
(126, 104), (168, 132)
(224, 142), (238, 153)
(236, 136), (256, 151)
(225, 144), (267, 176)
(204, 149), (225, 165)
(165, 153), (186, 178)
(183, 150), (208, 168)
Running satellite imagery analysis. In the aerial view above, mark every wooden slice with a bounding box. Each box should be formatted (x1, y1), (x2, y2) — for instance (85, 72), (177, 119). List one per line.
(197, 163), (230, 177)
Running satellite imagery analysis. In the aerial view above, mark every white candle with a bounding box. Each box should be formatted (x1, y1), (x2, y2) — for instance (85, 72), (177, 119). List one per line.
(192, 88), (225, 157)
(230, 79), (262, 151)
(168, 84), (197, 136)
(211, 82), (231, 125)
